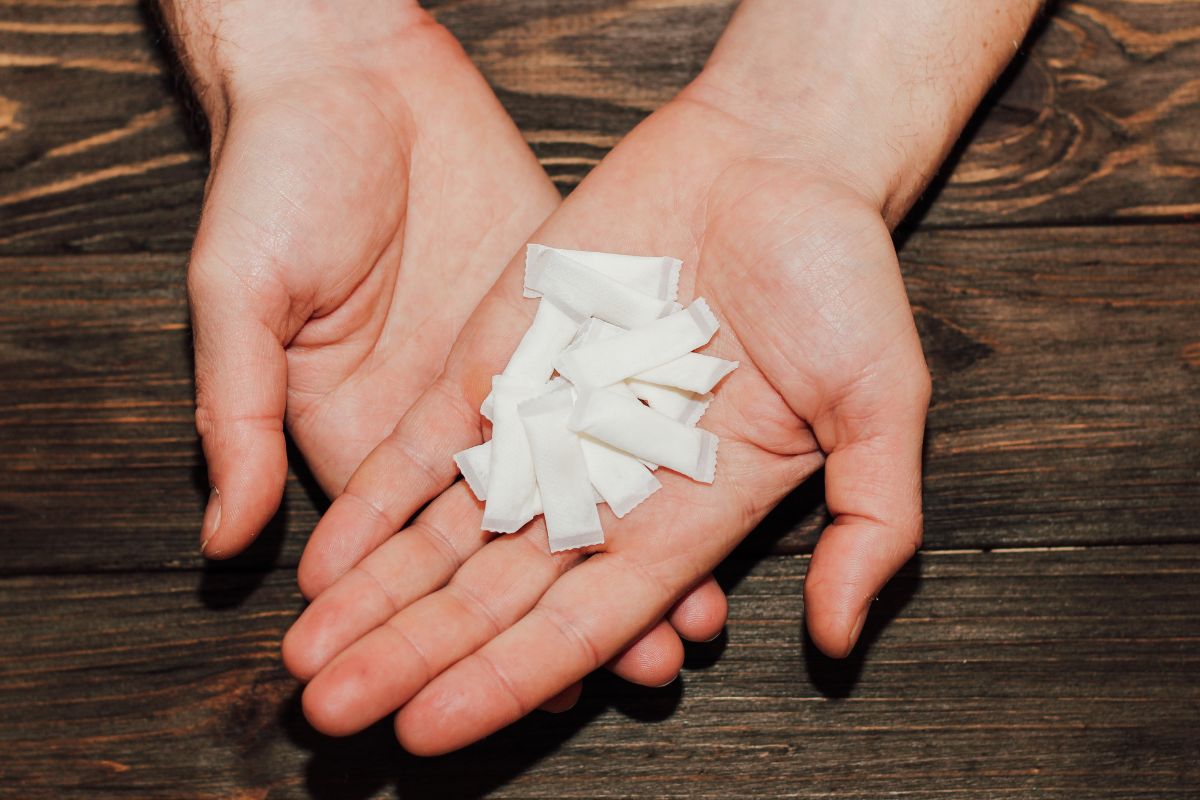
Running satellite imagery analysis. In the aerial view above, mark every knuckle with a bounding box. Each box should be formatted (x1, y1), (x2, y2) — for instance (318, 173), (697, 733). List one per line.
(537, 605), (602, 673)
(909, 513), (925, 550)
(475, 651), (527, 717)
(386, 426), (444, 492)
(898, 509), (925, 555)
(427, 374), (479, 432)
(192, 401), (282, 442)
(194, 403), (217, 440)
(915, 367), (933, 406)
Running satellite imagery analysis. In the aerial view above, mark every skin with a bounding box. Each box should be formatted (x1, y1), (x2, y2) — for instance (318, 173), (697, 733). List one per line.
(162, 0), (722, 697)
(283, 0), (1044, 753)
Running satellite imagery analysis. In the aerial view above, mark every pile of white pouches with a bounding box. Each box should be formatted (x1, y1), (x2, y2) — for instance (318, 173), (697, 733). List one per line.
(452, 245), (738, 553)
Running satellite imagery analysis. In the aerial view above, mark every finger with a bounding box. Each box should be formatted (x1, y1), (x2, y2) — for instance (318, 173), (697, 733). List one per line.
(538, 682), (582, 713)
(804, 356), (932, 658)
(295, 375), (482, 598)
(188, 201), (293, 560)
(389, 434), (815, 755)
(282, 482), (487, 681)
(287, 481), (691, 689)
(300, 519), (583, 736)
(667, 575), (727, 642)
(296, 282), (535, 597)
(394, 550), (686, 756)
(605, 619), (683, 688)
(296, 524), (687, 733)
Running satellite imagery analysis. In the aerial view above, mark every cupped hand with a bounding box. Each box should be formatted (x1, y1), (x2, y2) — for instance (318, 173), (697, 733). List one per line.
(175, 3), (717, 693)
(282, 87), (931, 753)
(186, 8), (559, 556)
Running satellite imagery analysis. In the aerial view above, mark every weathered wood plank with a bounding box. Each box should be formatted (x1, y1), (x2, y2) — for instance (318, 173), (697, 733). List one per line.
(0, 1), (205, 255)
(1, 546), (1197, 798)
(1, 222), (1196, 571)
(0, 0), (1197, 256)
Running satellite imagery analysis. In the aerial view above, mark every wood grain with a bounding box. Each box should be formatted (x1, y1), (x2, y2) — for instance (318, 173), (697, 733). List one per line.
(0, 1), (203, 255)
(2, 221), (1196, 572)
(1, 546), (1197, 798)
(0, 2), (1197, 795)
(1, 0), (1198, 258)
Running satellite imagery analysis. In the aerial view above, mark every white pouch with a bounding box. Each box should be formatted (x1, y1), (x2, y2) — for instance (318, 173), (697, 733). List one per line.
(633, 352), (739, 394)
(565, 320), (649, 400)
(525, 247), (675, 329)
(453, 441), (492, 502)
(554, 299), (720, 388)
(481, 377), (548, 533)
(563, 319), (654, 468)
(454, 439), (549, 515)
(524, 244), (681, 302)
(558, 345), (652, 469)
(579, 435), (661, 518)
(626, 380), (713, 427)
(519, 388), (606, 552)
(568, 388), (718, 483)
(567, 316), (624, 348)
(480, 297), (583, 421)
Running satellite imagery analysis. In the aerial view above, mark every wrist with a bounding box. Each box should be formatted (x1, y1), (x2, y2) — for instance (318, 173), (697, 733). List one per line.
(681, 68), (918, 227)
(157, 0), (430, 139)
(688, 0), (1041, 228)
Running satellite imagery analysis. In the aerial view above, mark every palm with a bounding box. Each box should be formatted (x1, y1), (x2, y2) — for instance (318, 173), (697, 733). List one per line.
(189, 19), (725, 699)
(196, 28), (559, 500)
(283, 97), (929, 753)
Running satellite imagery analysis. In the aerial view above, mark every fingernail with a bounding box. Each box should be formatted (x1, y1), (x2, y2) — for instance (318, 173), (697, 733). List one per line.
(846, 606), (869, 655)
(200, 487), (221, 556)
(539, 695), (579, 714)
(701, 628), (724, 643)
(653, 672), (680, 689)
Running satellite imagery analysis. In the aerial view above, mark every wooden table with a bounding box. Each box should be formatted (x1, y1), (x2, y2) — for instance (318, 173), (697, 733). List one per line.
(2, 1), (1197, 797)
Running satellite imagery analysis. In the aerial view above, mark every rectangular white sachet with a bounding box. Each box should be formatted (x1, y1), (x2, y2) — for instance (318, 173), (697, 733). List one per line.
(554, 299), (719, 388)
(568, 388), (718, 483)
(561, 320), (642, 401)
(502, 296), (584, 382)
(525, 246), (675, 329)
(579, 435), (661, 518)
(524, 244), (681, 302)
(633, 352), (739, 394)
(481, 377), (547, 534)
(454, 439), (548, 515)
(453, 441), (493, 501)
(480, 296), (582, 421)
(519, 388), (606, 552)
(626, 380), (713, 427)
(568, 315), (624, 345)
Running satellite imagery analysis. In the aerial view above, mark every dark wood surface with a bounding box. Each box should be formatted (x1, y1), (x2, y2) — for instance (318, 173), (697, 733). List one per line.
(3, 546), (1200, 798)
(0, 0), (1197, 797)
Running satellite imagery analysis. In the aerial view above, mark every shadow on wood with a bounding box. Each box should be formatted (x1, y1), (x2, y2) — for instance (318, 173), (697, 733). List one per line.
(802, 553), (923, 699)
(682, 628), (728, 671)
(197, 440), (328, 608)
(137, 0), (212, 152)
(197, 504), (290, 609)
(281, 670), (686, 799)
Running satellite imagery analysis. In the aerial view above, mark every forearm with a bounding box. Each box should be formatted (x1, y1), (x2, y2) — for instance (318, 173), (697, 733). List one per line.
(691, 0), (1044, 225)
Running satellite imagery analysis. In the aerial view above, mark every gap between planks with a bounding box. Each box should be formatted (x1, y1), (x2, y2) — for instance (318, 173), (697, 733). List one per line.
(0, 540), (1190, 581)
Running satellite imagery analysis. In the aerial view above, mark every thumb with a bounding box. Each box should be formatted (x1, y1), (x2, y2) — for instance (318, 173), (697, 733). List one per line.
(188, 200), (292, 559)
(804, 349), (932, 658)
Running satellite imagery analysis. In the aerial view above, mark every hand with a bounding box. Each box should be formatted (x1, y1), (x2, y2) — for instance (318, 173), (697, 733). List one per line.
(169, 2), (556, 554)
(281, 0), (1038, 751)
(164, 0), (727, 694)
(282, 92), (930, 751)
